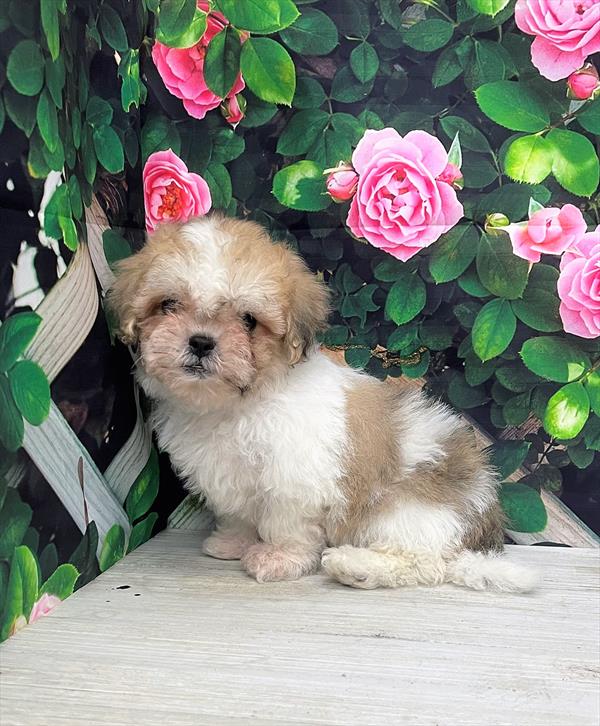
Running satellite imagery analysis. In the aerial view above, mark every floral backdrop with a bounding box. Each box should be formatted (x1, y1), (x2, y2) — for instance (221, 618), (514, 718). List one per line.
(1, 0), (600, 641)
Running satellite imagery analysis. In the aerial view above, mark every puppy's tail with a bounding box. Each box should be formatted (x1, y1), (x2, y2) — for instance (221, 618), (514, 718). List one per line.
(445, 550), (538, 593)
(321, 545), (538, 593)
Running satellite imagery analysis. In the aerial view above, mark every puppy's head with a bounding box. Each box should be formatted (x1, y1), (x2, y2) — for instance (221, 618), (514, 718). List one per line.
(108, 214), (329, 407)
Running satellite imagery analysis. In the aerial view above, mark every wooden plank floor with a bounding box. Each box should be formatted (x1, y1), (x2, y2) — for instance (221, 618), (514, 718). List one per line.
(1, 530), (599, 726)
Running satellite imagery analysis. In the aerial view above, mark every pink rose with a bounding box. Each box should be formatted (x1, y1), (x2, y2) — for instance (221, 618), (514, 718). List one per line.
(505, 205), (587, 263)
(29, 593), (61, 623)
(346, 128), (463, 262)
(558, 226), (600, 338)
(152, 1), (245, 122)
(221, 93), (245, 127)
(143, 149), (212, 232)
(326, 166), (359, 202)
(567, 63), (600, 99)
(515, 0), (600, 81)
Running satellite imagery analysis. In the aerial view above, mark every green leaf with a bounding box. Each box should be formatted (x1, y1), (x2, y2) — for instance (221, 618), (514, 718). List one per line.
(463, 39), (506, 89)
(8, 361), (50, 426)
(204, 27), (242, 99)
(216, 0), (299, 32)
(476, 183), (551, 222)
(432, 39), (472, 88)
(546, 129), (599, 197)
(158, 2), (207, 47)
(495, 364), (543, 393)
(429, 224), (479, 283)
(511, 288), (561, 333)
(6, 40), (44, 96)
(403, 19), (454, 52)
(475, 81), (549, 132)
(39, 543), (58, 582)
(40, 563), (79, 600)
(420, 321), (454, 351)
(472, 298), (516, 362)
(204, 162), (232, 208)
(280, 8), (338, 56)
(0, 312), (42, 373)
(86, 96), (113, 128)
(577, 99), (600, 134)
(44, 182), (71, 241)
(0, 489), (32, 560)
(36, 89), (59, 154)
(504, 135), (554, 185)
(1, 546), (37, 640)
(141, 114), (181, 162)
(462, 154), (498, 189)
(103, 229), (132, 267)
(45, 57), (65, 110)
(385, 271), (426, 325)
(127, 513), (159, 553)
(118, 49), (144, 112)
(544, 382), (590, 440)
(568, 442), (595, 469)
(330, 66), (374, 104)
(156, 0), (195, 43)
(476, 233), (529, 300)
(41, 0), (60, 60)
(466, 0), (510, 15)
(499, 483), (547, 533)
(4, 88), (37, 137)
(99, 3), (128, 52)
(490, 440), (531, 479)
(69, 522), (99, 588)
(585, 370), (600, 417)
(292, 76), (326, 109)
(99, 525), (126, 572)
(448, 373), (489, 409)
(93, 125), (124, 174)
(440, 116), (491, 154)
(68, 176), (83, 220)
(273, 160), (330, 211)
(125, 448), (160, 523)
(350, 42), (379, 83)
(520, 337), (591, 383)
(240, 38), (296, 106)
(277, 110), (329, 156)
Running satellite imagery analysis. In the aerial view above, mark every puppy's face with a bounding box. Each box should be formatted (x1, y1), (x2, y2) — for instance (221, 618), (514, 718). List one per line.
(108, 215), (329, 408)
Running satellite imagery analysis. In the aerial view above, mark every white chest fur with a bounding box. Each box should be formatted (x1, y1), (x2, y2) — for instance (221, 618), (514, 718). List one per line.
(152, 353), (353, 524)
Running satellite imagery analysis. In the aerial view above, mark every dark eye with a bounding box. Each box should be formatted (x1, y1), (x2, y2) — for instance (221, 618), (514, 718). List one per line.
(242, 313), (257, 331)
(160, 298), (179, 314)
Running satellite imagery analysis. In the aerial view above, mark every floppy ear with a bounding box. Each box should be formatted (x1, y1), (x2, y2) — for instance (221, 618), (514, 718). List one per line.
(284, 252), (330, 365)
(106, 250), (148, 345)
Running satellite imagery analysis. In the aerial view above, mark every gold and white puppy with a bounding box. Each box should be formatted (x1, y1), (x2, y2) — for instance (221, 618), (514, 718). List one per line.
(109, 214), (536, 591)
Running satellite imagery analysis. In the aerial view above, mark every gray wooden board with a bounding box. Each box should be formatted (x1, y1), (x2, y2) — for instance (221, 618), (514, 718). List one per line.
(1, 530), (599, 726)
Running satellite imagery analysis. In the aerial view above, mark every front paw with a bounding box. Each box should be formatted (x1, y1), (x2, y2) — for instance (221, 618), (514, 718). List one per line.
(241, 543), (317, 583)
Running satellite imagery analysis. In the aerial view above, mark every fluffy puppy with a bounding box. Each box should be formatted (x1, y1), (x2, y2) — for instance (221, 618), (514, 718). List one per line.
(109, 214), (536, 592)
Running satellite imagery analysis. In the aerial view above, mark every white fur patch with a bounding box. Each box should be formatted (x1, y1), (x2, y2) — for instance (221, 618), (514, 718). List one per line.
(356, 500), (466, 552)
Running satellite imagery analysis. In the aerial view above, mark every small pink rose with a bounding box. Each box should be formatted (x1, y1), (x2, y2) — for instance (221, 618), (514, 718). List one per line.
(347, 128), (463, 262)
(437, 162), (464, 190)
(152, 1), (245, 123)
(29, 593), (61, 623)
(326, 166), (359, 202)
(505, 205), (587, 263)
(567, 63), (600, 100)
(558, 226), (600, 338)
(515, 0), (600, 81)
(143, 149), (212, 232)
(221, 93), (245, 127)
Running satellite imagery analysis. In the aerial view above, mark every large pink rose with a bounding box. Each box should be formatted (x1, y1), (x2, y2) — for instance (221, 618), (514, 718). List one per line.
(152, 1), (245, 121)
(143, 149), (211, 232)
(558, 226), (600, 338)
(29, 594), (61, 623)
(346, 128), (463, 262)
(505, 204), (587, 263)
(515, 0), (600, 81)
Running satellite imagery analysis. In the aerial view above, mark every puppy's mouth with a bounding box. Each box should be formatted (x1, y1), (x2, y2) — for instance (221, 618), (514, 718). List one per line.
(182, 363), (209, 378)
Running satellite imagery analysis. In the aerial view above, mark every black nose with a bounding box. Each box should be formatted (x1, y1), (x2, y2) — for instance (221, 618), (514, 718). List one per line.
(188, 335), (215, 359)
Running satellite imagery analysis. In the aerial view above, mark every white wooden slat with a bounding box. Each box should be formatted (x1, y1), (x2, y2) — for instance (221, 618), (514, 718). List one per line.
(23, 403), (131, 553)
(1, 530), (598, 726)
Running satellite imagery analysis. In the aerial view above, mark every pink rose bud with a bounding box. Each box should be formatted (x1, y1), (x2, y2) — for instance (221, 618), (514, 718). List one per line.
(567, 63), (600, 100)
(437, 162), (464, 190)
(221, 93), (246, 127)
(326, 166), (358, 202)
